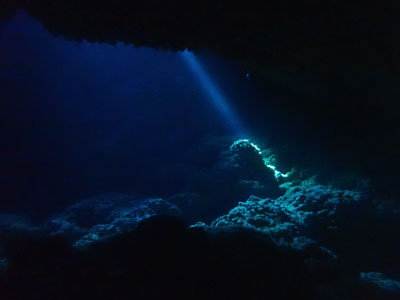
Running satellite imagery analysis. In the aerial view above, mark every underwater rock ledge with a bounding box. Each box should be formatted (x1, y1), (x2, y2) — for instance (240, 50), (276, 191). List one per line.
(1, 215), (399, 299)
(192, 174), (400, 279)
(47, 193), (182, 248)
(193, 177), (364, 250)
(0, 138), (399, 298)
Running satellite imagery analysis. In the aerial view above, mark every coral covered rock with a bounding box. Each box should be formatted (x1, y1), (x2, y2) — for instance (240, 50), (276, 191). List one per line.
(47, 193), (181, 248)
(201, 178), (364, 251)
(217, 139), (283, 198)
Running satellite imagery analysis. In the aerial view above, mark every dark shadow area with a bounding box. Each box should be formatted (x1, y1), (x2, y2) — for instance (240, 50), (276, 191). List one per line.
(0, 3), (399, 298)
(1, 0), (398, 203)
(1, 216), (396, 300)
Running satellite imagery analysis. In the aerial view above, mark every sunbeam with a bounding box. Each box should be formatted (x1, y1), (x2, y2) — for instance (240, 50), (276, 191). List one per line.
(180, 49), (246, 136)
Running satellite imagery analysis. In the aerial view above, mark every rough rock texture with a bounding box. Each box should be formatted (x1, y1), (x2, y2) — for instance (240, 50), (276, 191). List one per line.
(163, 139), (283, 224)
(194, 172), (400, 280)
(1, 215), (399, 299)
(0, 216), (324, 299)
(360, 272), (400, 293)
(47, 193), (182, 248)
(201, 178), (363, 250)
(217, 139), (282, 196)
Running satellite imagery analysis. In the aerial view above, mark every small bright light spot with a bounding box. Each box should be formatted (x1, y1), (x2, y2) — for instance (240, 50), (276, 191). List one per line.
(235, 139), (291, 180)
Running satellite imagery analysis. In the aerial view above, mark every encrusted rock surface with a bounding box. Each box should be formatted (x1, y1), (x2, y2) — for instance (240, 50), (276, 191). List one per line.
(191, 139), (370, 255)
(197, 177), (363, 251)
(360, 272), (400, 293)
(164, 139), (284, 223)
(216, 138), (283, 197)
(47, 193), (181, 248)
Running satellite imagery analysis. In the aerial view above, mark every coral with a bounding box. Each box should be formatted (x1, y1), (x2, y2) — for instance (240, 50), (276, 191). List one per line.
(198, 177), (364, 251)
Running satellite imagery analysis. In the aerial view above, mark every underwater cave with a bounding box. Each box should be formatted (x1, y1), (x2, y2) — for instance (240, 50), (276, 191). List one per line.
(0, 1), (399, 299)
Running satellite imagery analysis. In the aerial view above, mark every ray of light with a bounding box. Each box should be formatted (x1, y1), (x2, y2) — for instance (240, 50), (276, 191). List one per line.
(180, 49), (246, 135)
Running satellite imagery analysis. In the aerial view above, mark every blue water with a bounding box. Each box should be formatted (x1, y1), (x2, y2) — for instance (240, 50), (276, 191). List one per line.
(1, 9), (400, 300)
(0, 11), (274, 219)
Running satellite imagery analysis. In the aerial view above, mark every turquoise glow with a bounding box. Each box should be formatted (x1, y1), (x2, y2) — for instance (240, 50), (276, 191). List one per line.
(181, 49), (246, 135)
(234, 139), (291, 179)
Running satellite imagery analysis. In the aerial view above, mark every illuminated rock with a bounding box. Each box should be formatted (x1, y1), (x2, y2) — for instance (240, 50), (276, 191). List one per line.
(199, 177), (364, 250)
(227, 139), (294, 180)
(218, 139), (283, 198)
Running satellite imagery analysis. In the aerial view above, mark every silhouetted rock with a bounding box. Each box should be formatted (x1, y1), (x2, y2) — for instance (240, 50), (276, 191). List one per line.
(0, 216), (319, 299)
(3, 215), (397, 299)
(166, 192), (209, 224)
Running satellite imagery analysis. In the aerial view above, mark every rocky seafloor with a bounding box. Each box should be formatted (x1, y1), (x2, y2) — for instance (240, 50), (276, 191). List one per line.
(0, 139), (399, 299)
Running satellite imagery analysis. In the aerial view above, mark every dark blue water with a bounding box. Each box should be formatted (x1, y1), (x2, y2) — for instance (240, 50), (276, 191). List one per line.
(1, 8), (400, 299)
(1, 11), (381, 221)
(0, 11), (280, 219)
